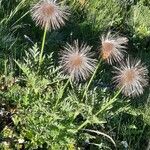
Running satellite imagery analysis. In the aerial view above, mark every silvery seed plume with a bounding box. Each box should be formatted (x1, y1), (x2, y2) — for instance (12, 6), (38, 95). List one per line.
(101, 31), (128, 64)
(60, 40), (97, 81)
(31, 0), (69, 30)
(113, 58), (148, 97)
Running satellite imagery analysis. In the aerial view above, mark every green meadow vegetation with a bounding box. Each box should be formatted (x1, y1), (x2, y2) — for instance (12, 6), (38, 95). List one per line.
(0, 0), (150, 149)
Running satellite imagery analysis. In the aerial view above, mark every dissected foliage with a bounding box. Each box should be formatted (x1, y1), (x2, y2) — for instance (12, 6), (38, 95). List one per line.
(0, 0), (149, 150)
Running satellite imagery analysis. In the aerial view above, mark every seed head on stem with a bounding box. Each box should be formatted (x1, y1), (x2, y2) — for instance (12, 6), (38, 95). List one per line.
(113, 58), (148, 97)
(31, 0), (70, 30)
(60, 40), (97, 81)
(101, 32), (128, 64)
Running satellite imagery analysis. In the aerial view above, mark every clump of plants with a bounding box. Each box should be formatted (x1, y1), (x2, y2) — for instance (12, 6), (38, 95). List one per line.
(0, 0), (149, 150)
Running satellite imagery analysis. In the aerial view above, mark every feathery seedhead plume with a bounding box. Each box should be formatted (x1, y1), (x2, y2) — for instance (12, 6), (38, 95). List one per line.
(101, 31), (128, 64)
(60, 40), (97, 81)
(113, 58), (148, 97)
(31, 0), (69, 30)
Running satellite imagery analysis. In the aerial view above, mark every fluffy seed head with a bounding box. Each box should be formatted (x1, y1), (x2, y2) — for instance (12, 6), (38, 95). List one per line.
(113, 58), (149, 97)
(101, 31), (128, 64)
(60, 40), (97, 81)
(31, 0), (69, 30)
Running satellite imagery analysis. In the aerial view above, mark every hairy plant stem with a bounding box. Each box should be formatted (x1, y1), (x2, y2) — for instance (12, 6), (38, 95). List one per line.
(77, 87), (123, 132)
(39, 24), (47, 70)
(82, 60), (101, 102)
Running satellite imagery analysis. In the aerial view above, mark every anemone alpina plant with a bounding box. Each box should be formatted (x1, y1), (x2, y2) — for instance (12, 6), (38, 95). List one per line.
(31, 0), (69, 30)
(60, 40), (97, 81)
(101, 32), (128, 64)
(113, 58), (148, 97)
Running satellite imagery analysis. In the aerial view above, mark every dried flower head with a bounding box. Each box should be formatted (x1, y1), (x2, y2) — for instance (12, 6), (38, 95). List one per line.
(101, 32), (128, 64)
(113, 58), (148, 97)
(31, 0), (69, 30)
(60, 40), (97, 81)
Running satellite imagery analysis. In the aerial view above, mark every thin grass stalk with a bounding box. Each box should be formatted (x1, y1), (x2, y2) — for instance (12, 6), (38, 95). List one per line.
(12, 10), (30, 27)
(6, 0), (27, 23)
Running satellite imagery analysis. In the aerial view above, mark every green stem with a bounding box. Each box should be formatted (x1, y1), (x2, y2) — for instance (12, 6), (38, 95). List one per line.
(77, 120), (89, 132)
(95, 87), (123, 116)
(39, 24), (47, 68)
(82, 60), (101, 101)
(77, 87), (123, 132)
